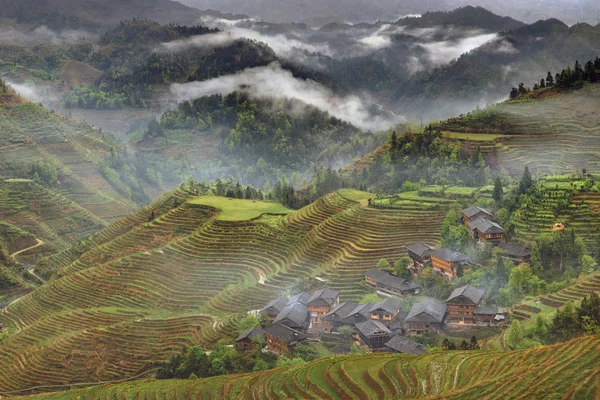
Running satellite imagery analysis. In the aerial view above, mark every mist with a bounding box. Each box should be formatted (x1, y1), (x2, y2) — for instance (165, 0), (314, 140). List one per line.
(170, 62), (404, 131)
(4, 80), (57, 105)
(417, 32), (497, 68)
(0, 26), (98, 46)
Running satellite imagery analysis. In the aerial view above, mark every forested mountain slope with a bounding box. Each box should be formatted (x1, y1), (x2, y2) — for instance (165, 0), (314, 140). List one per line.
(15, 333), (600, 399)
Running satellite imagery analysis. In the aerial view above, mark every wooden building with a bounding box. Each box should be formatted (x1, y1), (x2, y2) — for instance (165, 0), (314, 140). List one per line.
(235, 326), (265, 352)
(341, 303), (373, 326)
(364, 267), (421, 297)
(406, 243), (434, 271)
(429, 248), (471, 280)
(287, 292), (311, 306)
(260, 298), (288, 322)
(272, 302), (310, 332)
(321, 301), (358, 333)
(474, 306), (504, 325)
(307, 288), (339, 324)
(445, 285), (485, 324)
(470, 219), (506, 245)
(353, 319), (393, 352)
(369, 298), (402, 326)
(462, 205), (493, 227)
(497, 243), (532, 264)
(384, 335), (426, 354)
(404, 298), (447, 334)
(264, 323), (308, 355)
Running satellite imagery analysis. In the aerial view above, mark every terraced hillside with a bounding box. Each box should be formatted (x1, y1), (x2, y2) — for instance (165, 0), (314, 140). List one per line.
(0, 90), (135, 222)
(0, 179), (105, 258)
(439, 83), (600, 177)
(0, 189), (442, 391)
(16, 334), (600, 399)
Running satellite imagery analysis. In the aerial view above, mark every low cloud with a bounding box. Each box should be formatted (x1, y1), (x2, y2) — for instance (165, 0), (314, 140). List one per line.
(417, 33), (497, 67)
(0, 26), (97, 45)
(170, 63), (403, 131)
(159, 26), (332, 61)
(357, 24), (404, 50)
(4, 79), (57, 105)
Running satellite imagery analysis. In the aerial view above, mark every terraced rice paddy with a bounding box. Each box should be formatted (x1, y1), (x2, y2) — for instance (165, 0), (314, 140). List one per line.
(15, 334), (600, 399)
(0, 99), (135, 222)
(0, 189), (442, 391)
(443, 84), (600, 178)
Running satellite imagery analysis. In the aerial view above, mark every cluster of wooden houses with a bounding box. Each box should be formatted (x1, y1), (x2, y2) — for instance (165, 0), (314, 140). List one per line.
(406, 205), (532, 281)
(237, 281), (504, 355)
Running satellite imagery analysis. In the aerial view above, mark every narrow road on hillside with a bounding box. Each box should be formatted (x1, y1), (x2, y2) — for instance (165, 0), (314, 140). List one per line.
(10, 238), (44, 258)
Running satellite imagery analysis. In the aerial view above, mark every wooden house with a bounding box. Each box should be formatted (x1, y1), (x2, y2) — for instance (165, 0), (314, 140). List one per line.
(353, 319), (393, 352)
(429, 248), (471, 280)
(384, 335), (426, 354)
(474, 306), (504, 325)
(272, 302), (310, 332)
(264, 323), (308, 355)
(369, 298), (402, 326)
(307, 288), (339, 324)
(260, 298), (287, 322)
(445, 285), (485, 324)
(404, 298), (447, 334)
(364, 267), (421, 297)
(461, 205), (493, 227)
(470, 219), (505, 245)
(497, 243), (532, 264)
(406, 243), (434, 271)
(341, 303), (373, 326)
(321, 301), (358, 333)
(235, 326), (265, 352)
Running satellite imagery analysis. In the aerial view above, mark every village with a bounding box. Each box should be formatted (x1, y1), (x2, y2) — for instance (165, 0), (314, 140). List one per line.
(236, 205), (532, 356)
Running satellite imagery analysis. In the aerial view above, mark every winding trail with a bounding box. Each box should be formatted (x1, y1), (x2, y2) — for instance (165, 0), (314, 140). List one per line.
(10, 238), (44, 258)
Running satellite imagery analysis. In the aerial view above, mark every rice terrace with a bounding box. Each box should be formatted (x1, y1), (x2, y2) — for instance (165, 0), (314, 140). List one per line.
(0, 1), (599, 398)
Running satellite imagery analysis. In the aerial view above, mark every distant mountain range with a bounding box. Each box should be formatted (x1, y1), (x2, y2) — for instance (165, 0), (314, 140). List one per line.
(181, 0), (600, 26)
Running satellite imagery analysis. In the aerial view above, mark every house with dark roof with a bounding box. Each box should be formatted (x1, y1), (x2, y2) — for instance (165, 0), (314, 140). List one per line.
(364, 267), (421, 297)
(384, 335), (426, 354)
(353, 319), (393, 352)
(342, 303), (373, 325)
(462, 205), (492, 226)
(307, 288), (339, 324)
(321, 301), (358, 333)
(446, 285), (485, 324)
(287, 292), (311, 306)
(497, 243), (532, 264)
(471, 219), (505, 245)
(264, 323), (309, 354)
(260, 298), (288, 322)
(430, 248), (471, 280)
(474, 306), (505, 325)
(406, 243), (434, 271)
(369, 299), (402, 326)
(405, 298), (447, 334)
(235, 326), (265, 352)
(273, 302), (310, 332)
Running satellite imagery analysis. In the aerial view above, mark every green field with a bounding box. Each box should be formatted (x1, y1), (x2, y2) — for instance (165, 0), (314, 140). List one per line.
(187, 196), (292, 221)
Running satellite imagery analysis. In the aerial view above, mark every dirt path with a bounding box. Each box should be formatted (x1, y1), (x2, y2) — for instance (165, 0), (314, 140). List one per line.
(10, 238), (44, 258)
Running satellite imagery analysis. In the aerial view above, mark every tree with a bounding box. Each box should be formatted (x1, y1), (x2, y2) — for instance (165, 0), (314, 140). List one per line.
(519, 167), (533, 194)
(236, 314), (260, 335)
(394, 257), (412, 280)
(581, 255), (598, 273)
(376, 258), (391, 271)
(492, 176), (503, 204)
(456, 263), (464, 278)
(359, 293), (381, 304)
(546, 71), (554, 86)
(506, 320), (523, 349)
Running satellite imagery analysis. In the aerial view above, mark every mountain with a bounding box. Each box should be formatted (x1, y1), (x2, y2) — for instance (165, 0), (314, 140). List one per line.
(1, 0), (208, 27)
(181, 0), (600, 26)
(12, 333), (600, 398)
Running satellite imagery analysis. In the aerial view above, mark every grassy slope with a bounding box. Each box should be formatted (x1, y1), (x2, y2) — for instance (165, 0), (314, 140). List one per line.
(187, 196), (292, 221)
(15, 334), (600, 399)
(0, 189), (443, 391)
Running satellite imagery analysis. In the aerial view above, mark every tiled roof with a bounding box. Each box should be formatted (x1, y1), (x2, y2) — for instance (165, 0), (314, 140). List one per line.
(446, 285), (485, 305)
(235, 326), (265, 342)
(384, 335), (426, 354)
(308, 288), (340, 307)
(265, 323), (308, 342)
(405, 298), (447, 324)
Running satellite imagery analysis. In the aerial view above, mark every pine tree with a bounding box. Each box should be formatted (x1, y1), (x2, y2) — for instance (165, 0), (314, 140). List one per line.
(519, 167), (533, 194)
(546, 71), (554, 86)
(492, 176), (503, 204)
